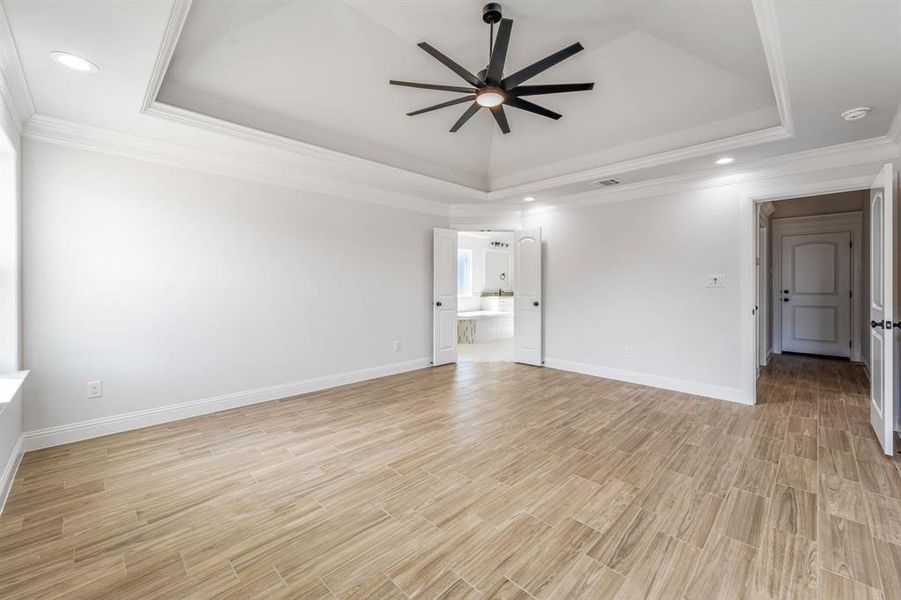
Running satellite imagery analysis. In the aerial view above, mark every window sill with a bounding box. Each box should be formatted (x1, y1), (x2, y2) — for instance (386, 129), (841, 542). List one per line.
(0, 370), (28, 407)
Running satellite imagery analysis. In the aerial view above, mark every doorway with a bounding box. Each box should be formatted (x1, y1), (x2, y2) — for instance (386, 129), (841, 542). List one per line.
(433, 227), (543, 367)
(457, 231), (515, 362)
(757, 191), (866, 366)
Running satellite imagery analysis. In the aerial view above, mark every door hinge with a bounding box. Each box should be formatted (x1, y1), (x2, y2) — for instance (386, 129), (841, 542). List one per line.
(849, 340), (852, 348)
(850, 290), (853, 298)
(850, 240), (853, 248)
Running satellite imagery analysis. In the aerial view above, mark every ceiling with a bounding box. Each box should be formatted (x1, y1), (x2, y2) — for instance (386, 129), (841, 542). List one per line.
(159, 0), (779, 190)
(2, 0), (900, 204)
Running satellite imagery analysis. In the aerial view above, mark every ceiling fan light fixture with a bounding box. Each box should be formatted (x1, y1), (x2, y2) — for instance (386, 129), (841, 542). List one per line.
(476, 88), (505, 108)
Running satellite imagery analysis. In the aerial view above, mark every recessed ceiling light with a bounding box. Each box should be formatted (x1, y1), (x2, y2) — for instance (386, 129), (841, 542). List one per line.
(841, 106), (871, 122)
(49, 51), (99, 73)
(523, 196), (536, 202)
(715, 157), (734, 165)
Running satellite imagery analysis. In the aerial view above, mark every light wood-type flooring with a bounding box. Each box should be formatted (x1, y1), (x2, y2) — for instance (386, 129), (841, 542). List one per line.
(2, 354), (901, 599)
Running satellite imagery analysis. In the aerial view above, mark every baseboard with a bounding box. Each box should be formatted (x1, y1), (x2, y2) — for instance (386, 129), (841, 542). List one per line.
(0, 434), (24, 515)
(545, 358), (747, 405)
(24, 357), (431, 451)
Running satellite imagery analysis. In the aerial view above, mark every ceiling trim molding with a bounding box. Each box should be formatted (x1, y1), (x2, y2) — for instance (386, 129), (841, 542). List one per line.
(489, 124), (792, 200)
(23, 115), (451, 217)
(0, 3), (35, 134)
(520, 135), (900, 212)
(140, 0), (192, 114)
(141, 0), (797, 201)
(751, 0), (794, 136)
(145, 100), (488, 201)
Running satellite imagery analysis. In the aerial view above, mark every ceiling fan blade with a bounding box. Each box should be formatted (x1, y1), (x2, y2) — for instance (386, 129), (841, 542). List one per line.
(389, 80), (476, 94)
(417, 42), (483, 87)
(510, 82), (594, 96)
(505, 96), (562, 120)
(490, 105), (510, 134)
(485, 18), (513, 84)
(501, 42), (584, 89)
(407, 95), (476, 116)
(450, 102), (481, 132)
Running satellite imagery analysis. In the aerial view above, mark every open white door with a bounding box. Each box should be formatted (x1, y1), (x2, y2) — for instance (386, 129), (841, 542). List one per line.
(514, 228), (542, 366)
(433, 228), (457, 366)
(869, 163), (894, 455)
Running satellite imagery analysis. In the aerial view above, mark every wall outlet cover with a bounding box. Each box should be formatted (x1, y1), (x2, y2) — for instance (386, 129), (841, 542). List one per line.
(87, 380), (103, 399)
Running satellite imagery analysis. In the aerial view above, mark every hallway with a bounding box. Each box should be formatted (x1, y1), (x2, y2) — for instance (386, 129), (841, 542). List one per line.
(756, 353), (901, 598)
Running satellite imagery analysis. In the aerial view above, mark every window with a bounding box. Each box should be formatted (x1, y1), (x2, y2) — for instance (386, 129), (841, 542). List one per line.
(457, 248), (473, 297)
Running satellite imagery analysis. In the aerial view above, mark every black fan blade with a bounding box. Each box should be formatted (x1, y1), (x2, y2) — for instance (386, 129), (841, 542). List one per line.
(407, 95), (476, 116)
(417, 42), (482, 87)
(510, 82), (594, 96)
(485, 18), (513, 84)
(389, 80), (476, 94)
(450, 103), (481, 132)
(501, 42), (584, 89)
(490, 105), (510, 134)
(505, 96), (561, 120)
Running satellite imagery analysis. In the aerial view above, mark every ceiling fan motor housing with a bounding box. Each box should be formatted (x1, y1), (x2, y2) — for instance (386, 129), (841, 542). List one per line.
(482, 3), (503, 24)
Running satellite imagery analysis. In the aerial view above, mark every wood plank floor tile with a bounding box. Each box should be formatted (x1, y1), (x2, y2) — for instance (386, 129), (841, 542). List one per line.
(0, 356), (898, 599)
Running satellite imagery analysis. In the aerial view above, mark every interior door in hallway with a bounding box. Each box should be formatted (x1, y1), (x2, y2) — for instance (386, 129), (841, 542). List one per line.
(433, 227), (458, 366)
(780, 231), (851, 357)
(868, 163), (894, 456)
(514, 228), (542, 366)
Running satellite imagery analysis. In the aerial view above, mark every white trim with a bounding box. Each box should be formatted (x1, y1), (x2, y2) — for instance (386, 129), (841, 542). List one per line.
(23, 357), (430, 451)
(751, 0), (794, 136)
(23, 116), (450, 217)
(742, 174), (881, 406)
(0, 433), (23, 515)
(770, 211), (864, 361)
(542, 138), (900, 211)
(141, 0), (192, 114)
(545, 358), (747, 405)
(138, 0), (797, 200)
(0, 4), (34, 134)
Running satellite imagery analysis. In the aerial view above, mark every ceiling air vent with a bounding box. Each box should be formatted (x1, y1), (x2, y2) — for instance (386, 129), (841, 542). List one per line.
(597, 178), (621, 187)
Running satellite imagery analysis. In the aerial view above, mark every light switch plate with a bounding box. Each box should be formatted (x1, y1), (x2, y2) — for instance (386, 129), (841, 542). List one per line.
(706, 274), (726, 288)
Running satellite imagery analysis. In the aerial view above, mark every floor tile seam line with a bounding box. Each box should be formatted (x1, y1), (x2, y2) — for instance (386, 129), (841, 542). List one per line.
(843, 395), (888, 599)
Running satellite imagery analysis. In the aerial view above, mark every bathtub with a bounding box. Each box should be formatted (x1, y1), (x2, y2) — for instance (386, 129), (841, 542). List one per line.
(457, 310), (513, 343)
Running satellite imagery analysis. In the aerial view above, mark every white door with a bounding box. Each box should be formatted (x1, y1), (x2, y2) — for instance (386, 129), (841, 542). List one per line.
(433, 228), (457, 366)
(514, 228), (542, 366)
(780, 231), (851, 357)
(869, 163), (894, 456)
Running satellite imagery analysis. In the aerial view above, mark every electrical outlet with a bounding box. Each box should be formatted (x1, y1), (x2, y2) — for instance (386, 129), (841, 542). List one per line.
(393, 341), (401, 352)
(87, 380), (103, 399)
(625, 346), (633, 358)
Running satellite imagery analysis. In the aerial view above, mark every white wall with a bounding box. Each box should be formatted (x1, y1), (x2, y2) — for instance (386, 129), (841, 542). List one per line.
(22, 140), (444, 434)
(525, 187), (743, 398)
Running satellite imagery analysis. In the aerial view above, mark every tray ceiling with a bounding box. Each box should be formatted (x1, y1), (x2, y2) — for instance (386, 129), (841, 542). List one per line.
(158, 0), (780, 191)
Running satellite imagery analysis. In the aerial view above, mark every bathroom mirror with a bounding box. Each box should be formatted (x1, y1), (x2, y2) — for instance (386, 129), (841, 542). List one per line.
(484, 250), (512, 290)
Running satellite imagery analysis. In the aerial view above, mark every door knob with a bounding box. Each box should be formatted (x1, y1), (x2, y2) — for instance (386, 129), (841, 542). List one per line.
(435, 301), (442, 307)
(533, 301), (540, 307)
(782, 298), (789, 302)
(871, 320), (884, 329)
(783, 289), (789, 294)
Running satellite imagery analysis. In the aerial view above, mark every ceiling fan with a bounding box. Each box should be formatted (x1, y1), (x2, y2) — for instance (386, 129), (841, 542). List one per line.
(389, 3), (594, 134)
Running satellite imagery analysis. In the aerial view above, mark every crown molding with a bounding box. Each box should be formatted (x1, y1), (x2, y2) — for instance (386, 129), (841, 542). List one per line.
(141, 0), (799, 202)
(141, 0), (192, 114)
(0, 3), (35, 134)
(751, 0), (794, 136)
(23, 115), (451, 217)
(520, 135), (901, 212)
